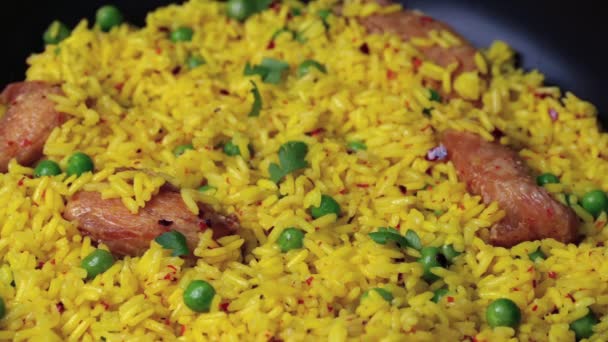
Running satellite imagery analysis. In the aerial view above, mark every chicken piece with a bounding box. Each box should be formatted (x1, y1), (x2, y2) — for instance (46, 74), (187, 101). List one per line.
(359, 9), (479, 76)
(442, 130), (579, 247)
(63, 190), (239, 256)
(0, 81), (66, 172)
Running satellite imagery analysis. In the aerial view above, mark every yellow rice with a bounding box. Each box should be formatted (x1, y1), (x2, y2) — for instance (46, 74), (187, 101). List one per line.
(1, 0), (607, 341)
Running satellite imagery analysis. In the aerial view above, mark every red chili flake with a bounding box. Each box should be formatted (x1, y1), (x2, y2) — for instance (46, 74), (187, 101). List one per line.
(256, 201), (262, 206)
(426, 185), (433, 191)
(101, 301), (110, 310)
(20, 139), (33, 148)
(327, 305), (334, 312)
(359, 43), (370, 55)
(534, 92), (550, 99)
(595, 221), (605, 229)
(532, 279), (537, 288)
(219, 302), (230, 312)
(171, 66), (181, 75)
(513, 287), (520, 291)
(532, 304), (538, 311)
(180, 324), (186, 336)
(447, 296), (454, 303)
(297, 299), (304, 304)
(36, 261), (44, 269)
(6, 140), (16, 147)
(56, 302), (65, 313)
(163, 273), (173, 280)
(386, 69), (397, 80)
(198, 221), (208, 231)
(17, 177), (25, 186)
(155, 47), (162, 55)
(167, 265), (177, 272)
(50, 259), (56, 265)
(267, 40), (276, 50)
(404, 100), (411, 109)
(412, 57), (422, 70)
(565, 293), (575, 302)
(548, 271), (557, 279)
(305, 276), (314, 286)
(398, 185), (407, 194)
(356, 183), (369, 188)
(339, 189), (347, 195)
(114, 83), (124, 91)
(420, 16), (434, 24)
(270, 1), (281, 11)
(306, 128), (325, 137)
(219, 89), (230, 95)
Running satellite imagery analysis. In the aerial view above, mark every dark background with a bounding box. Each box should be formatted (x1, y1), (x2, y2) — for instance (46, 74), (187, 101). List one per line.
(2, 1), (606, 116)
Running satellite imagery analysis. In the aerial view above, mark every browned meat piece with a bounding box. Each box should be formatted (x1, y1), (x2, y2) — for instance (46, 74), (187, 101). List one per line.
(63, 190), (239, 256)
(441, 130), (579, 247)
(0, 81), (66, 172)
(358, 5), (478, 76)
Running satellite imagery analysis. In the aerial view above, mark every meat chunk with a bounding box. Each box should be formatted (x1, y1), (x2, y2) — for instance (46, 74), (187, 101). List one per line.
(0, 81), (66, 172)
(358, 5), (478, 76)
(63, 190), (239, 256)
(441, 130), (579, 247)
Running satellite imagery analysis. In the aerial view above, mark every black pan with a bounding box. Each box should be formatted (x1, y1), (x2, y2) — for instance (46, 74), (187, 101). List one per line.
(2, 0), (606, 117)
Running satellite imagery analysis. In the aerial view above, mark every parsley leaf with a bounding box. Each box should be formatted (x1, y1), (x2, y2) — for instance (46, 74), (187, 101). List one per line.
(429, 88), (442, 103)
(268, 141), (309, 183)
(244, 57), (290, 84)
(404, 229), (422, 250)
(255, 0), (273, 12)
(318, 9), (331, 30)
(248, 81), (262, 117)
(154, 230), (189, 257)
(368, 227), (409, 248)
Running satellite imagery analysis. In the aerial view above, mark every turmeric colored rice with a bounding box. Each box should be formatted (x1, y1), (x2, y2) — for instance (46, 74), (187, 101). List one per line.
(1, 0), (608, 341)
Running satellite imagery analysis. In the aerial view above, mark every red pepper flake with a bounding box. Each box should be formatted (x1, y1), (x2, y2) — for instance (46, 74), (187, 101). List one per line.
(386, 69), (397, 80)
(548, 271), (557, 279)
(339, 189), (347, 195)
(267, 40), (276, 50)
(595, 220), (605, 229)
(198, 221), (208, 231)
(306, 128), (325, 137)
(20, 139), (32, 148)
(219, 302), (230, 312)
(404, 100), (411, 109)
(327, 305), (333, 312)
(155, 47), (162, 55)
(219, 89), (230, 96)
(446, 296), (454, 303)
(420, 16), (434, 24)
(17, 177), (25, 186)
(305, 276), (314, 286)
(398, 185), (407, 194)
(356, 183), (369, 188)
(36, 261), (44, 269)
(180, 324), (186, 336)
(565, 293), (575, 302)
(534, 92), (550, 99)
(532, 279), (537, 288)
(6, 140), (16, 147)
(426, 185), (433, 191)
(359, 43), (370, 55)
(50, 259), (56, 265)
(101, 301), (110, 310)
(171, 66), (181, 75)
(167, 265), (177, 272)
(56, 302), (65, 313)
(532, 304), (538, 311)
(297, 299), (304, 304)
(163, 273), (174, 281)
(412, 57), (422, 70)
(114, 83), (124, 91)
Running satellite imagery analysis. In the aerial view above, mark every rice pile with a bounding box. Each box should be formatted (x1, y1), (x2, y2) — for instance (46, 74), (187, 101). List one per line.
(1, 0), (607, 341)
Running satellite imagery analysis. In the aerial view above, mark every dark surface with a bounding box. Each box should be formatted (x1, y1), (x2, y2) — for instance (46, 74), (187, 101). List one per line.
(1, 0), (606, 116)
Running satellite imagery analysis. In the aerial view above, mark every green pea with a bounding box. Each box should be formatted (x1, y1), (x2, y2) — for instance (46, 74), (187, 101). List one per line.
(96, 5), (124, 32)
(183, 280), (215, 312)
(361, 288), (393, 303)
(226, 0), (257, 21)
(440, 244), (461, 263)
(486, 298), (521, 328)
(297, 60), (327, 78)
(66, 152), (94, 177)
(570, 310), (598, 341)
(0, 297), (5, 319)
(347, 140), (367, 152)
(223, 141), (241, 156)
(34, 160), (62, 177)
(43, 20), (71, 45)
(431, 288), (449, 303)
(418, 246), (447, 283)
(536, 173), (559, 186)
(173, 144), (194, 157)
(187, 55), (205, 69)
(528, 248), (546, 262)
(310, 195), (341, 219)
(170, 27), (194, 42)
(581, 190), (608, 217)
(277, 227), (305, 252)
(81, 249), (115, 279)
